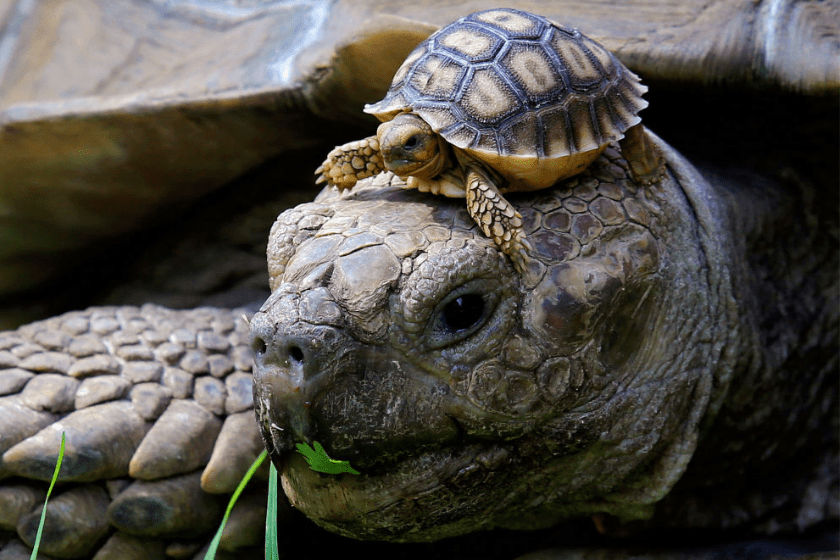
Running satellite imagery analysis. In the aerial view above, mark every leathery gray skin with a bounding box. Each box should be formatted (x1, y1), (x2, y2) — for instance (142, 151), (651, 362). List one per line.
(251, 134), (838, 542)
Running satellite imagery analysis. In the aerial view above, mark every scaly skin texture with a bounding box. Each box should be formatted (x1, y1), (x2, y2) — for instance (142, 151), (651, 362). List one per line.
(252, 135), (838, 543)
(0, 305), (272, 559)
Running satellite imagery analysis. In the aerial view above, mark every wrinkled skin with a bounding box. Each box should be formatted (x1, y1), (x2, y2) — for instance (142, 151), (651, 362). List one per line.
(251, 135), (838, 542)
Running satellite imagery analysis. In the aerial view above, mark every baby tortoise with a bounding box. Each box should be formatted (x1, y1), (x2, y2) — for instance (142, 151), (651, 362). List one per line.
(316, 8), (664, 271)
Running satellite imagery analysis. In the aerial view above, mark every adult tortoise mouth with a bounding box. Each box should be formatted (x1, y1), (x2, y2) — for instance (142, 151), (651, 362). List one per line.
(277, 439), (513, 542)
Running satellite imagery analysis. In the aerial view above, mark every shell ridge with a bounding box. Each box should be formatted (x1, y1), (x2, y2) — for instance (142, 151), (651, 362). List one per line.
(468, 7), (548, 40)
(457, 19), (510, 46)
(429, 36), (472, 69)
(471, 126), (498, 153)
(542, 27), (575, 100)
(600, 85), (630, 140)
(587, 96), (604, 146)
(494, 108), (541, 156)
(576, 41), (610, 94)
(580, 37), (612, 87)
(452, 64), (476, 108)
(563, 103), (578, 154)
(534, 112), (548, 159)
(536, 103), (576, 156)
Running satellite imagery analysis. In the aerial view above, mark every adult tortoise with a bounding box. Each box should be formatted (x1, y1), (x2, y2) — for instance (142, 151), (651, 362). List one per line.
(316, 8), (664, 271)
(0, 1), (838, 559)
(253, 136), (838, 544)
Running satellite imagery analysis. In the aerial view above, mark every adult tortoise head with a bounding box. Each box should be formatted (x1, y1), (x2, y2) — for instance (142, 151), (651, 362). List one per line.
(251, 136), (738, 541)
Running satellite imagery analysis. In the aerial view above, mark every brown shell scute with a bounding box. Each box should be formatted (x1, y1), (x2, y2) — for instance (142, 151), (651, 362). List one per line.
(365, 8), (649, 159)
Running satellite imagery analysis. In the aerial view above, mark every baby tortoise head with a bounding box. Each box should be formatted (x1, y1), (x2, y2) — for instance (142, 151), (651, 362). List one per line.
(376, 113), (450, 180)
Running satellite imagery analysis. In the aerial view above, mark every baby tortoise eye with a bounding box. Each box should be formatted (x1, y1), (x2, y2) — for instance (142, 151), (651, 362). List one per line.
(403, 134), (421, 150)
(442, 294), (485, 333)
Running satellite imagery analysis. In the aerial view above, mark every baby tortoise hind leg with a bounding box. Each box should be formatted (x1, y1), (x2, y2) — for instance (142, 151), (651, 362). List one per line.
(619, 124), (666, 185)
(464, 165), (532, 273)
(316, 136), (385, 190)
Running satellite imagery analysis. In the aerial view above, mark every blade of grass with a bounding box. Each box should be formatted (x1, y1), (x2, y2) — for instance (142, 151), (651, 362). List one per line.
(203, 449), (268, 560)
(266, 462), (280, 560)
(30, 432), (65, 560)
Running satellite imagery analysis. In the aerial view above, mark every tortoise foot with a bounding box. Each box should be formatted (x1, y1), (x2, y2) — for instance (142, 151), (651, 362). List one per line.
(619, 124), (666, 185)
(315, 135), (384, 190)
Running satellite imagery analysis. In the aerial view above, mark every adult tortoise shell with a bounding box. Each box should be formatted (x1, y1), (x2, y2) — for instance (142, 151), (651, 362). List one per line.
(316, 7), (664, 272)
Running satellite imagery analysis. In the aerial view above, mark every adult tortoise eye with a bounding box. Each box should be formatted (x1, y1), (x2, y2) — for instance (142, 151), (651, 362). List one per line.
(442, 294), (485, 333)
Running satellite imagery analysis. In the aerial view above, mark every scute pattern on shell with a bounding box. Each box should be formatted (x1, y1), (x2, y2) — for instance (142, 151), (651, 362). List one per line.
(365, 8), (649, 158)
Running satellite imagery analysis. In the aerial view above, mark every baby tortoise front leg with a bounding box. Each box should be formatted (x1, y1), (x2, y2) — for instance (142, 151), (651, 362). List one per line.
(619, 124), (666, 185)
(315, 136), (386, 190)
(465, 165), (531, 273)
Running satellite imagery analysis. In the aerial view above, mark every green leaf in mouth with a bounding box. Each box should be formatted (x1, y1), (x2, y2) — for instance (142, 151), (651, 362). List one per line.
(296, 441), (361, 475)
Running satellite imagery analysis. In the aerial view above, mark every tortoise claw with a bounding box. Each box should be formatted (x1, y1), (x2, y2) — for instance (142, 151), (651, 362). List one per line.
(315, 135), (383, 190)
(508, 235), (534, 276)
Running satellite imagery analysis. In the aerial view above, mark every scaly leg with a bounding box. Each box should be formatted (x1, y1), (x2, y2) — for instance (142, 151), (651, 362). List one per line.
(315, 136), (385, 190)
(618, 124), (665, 185)
(465, 165), (531, 273)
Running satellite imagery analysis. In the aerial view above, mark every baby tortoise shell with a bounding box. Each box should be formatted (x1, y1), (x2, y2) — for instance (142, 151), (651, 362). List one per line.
(316, 8), (664, 272)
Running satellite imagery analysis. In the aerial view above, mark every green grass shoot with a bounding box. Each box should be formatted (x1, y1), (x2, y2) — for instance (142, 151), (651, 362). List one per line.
(30, 431), (64, 560)
(203, 449), (269, 560)
(296, 441), (360, 475)
(265, 462), (280, 560)
(35, 432), (293, 560)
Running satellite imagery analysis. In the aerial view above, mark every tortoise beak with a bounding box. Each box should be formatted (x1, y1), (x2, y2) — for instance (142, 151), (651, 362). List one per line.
(380, 144), (427, 176)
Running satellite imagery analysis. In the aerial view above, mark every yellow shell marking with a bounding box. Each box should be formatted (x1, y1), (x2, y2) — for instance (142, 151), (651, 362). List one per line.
(410, 56), (461, 98)
(474, 9), (535, 34)
(506, 48), (558, 94)
(551, 33), (601, 85)
(440, 28), (494, 58)
(460, 69), (516, 122)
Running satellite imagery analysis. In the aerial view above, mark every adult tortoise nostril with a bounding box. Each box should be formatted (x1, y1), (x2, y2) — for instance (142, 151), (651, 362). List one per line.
(288, 345), (305, 365)
(252, 336), (268, 357)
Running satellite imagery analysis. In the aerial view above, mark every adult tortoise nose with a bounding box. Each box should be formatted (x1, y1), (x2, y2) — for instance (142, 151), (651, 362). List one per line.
(250, 308), (356, 450)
